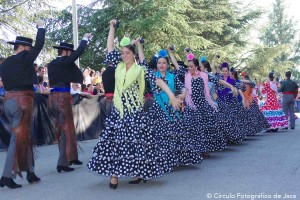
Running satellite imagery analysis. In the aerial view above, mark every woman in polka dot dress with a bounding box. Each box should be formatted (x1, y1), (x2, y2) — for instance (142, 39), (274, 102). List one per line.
(87, 19), (181, 189)
(171, 50), (236, 157)
(213, 63), (248, 144)
(147, 49), (203, 167)
(241, 75), (270, 134)
(230, 71), (254, 136)
(260, 73), (288, 132)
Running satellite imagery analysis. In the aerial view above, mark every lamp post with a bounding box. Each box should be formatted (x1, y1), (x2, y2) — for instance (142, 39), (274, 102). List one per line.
(72, 0), (79, 67)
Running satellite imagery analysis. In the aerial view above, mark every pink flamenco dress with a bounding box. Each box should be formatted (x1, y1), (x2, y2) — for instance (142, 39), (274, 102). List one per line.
(260, 81), (288, 130)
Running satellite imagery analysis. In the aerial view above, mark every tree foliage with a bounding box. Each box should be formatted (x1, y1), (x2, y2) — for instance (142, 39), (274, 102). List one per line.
(248, 0), (300, 83)
(46, 0), (262, 70)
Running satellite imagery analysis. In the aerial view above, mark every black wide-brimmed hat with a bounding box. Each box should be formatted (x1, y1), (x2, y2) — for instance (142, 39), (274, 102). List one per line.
(7, 36), (33, 47)
(53, 42), (75, 52)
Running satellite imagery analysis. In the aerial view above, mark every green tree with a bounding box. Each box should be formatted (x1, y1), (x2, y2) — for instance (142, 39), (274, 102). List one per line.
(257, 0), (300, 83)
(186, 0), (263, 64)
(46, 0), (262, 70)
(0, 0), (55, 61)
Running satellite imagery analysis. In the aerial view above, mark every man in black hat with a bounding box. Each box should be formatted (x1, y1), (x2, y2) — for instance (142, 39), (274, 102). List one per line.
(0, 19), (45, 189)
(278, 71), (299, 129)
(48, 33), (92, 173)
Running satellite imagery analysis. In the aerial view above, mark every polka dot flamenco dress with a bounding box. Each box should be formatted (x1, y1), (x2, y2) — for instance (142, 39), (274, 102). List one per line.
(215, 75), (247, 144)
(244, 82), (270, 135)
(147, 74), (203, 167)
(87, 51), (171, 180)
(178, 67), (227, 153)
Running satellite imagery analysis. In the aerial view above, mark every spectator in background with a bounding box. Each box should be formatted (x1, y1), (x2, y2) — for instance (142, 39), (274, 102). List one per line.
(83, 68), (91, 85)
(43, 64), (49, 87)
(81, 84), (87, 92)
(84, 83), (93, 94)
(34, 63), (38, 73)
(36, 76), (50, 94)
(37, 66), (48, 88)
(100, 67), (106, 75)
(90, 70), (95, 80)
(37, 66), (46, 77)
(92, 71), (101, 85)
(70, 83), (82, 95)
(93, 82), (104, 95)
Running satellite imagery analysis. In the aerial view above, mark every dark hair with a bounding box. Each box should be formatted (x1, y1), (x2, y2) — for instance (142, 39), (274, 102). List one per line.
(89, 70), (95, 77)
(148, 55), (158, 70)
(14, 44), (20, 51)
(188, 58), (200, 67)
(58, 49), (72, 56)
(232, 71), (239, 80)
(157, 57), (170, 65)
(123, 45), (136, 55)
(81, 84), (87, 91)
(244, 75), (250, 80)
(285, 71), (291, 79)
(58, 49), (63, 56)
(37, 75), (44, 84)
(87, 84), (92, 88)
(201, 61), (211, 72)
(269, 72), (274, 81)
(38, 66), (44, 72)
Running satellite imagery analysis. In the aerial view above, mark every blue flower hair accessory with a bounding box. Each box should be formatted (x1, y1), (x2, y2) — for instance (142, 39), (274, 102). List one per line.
(200, 56), (207, 62)
(230, 67), (235, 72)
(158, 49), (168, 58)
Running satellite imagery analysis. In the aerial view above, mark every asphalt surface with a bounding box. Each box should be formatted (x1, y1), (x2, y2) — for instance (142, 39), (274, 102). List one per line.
(1, 118), (299, 200)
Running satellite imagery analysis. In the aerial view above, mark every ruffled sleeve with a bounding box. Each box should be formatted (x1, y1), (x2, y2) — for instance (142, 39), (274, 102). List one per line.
(140, 59), (161, 93)
(174, 65), (187, 77)
(175, 75), (185, 92)
(208, 74), (219, 84)
(249, 81), (256, 88)
(102, 50), (122, 68)
(235, 81), (246, 92)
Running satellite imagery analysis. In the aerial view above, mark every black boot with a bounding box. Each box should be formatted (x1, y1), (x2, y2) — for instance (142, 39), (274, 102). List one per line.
(128, 178), (147, 184)
(57, 166), (74, 173)
(27, 172), (41, 184)
(69, 159), (83, 166)
(0, 176), (22, 189)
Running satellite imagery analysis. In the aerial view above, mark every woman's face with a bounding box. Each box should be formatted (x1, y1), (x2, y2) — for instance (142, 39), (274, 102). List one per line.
(121, 47), (134, 65)
(83, 69), (89, 76)
(199, 63), (205, 72)
(88, 84), (93, 92)
(188, 61), (197, 74)
(222, 67), (229, 78)
(230, 72), (235, 80)
(157, 58), (168, 73)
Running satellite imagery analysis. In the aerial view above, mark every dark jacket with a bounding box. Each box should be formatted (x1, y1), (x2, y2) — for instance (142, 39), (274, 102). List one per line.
(48, 40), (88, 85)
(0, 28), (45, 91)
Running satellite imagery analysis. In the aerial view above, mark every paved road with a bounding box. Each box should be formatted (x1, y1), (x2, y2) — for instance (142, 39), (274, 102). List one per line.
(1, 119), (299, 200)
